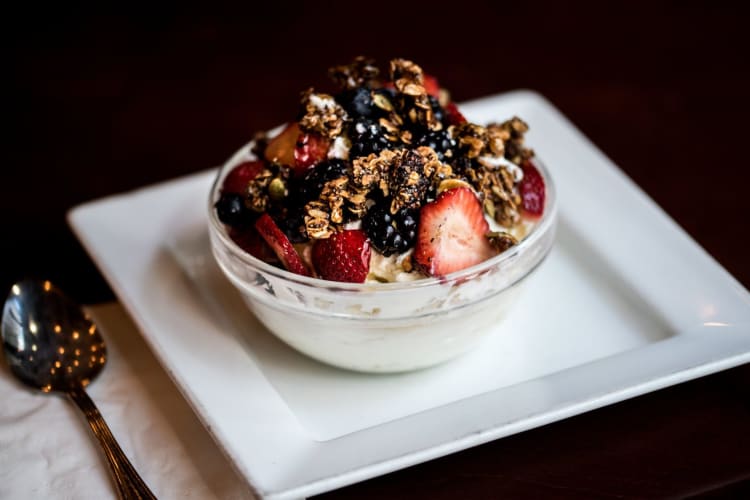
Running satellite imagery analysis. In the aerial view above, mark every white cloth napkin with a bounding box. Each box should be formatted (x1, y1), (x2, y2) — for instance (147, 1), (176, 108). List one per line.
(0, 302), (253, 500)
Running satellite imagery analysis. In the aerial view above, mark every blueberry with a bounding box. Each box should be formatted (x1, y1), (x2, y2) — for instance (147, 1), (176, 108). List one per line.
(336, 87), (374, 118)
(215, 193), (250, 227)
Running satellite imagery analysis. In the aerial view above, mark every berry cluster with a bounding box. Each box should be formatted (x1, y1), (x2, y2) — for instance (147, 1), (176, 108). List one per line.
(214, 57), (544, 283)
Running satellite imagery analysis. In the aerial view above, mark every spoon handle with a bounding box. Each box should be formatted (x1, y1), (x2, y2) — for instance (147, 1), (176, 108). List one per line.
(68, 388), (157, 500)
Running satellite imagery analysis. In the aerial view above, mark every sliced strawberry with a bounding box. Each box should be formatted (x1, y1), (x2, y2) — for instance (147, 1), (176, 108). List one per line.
(229, 226), (278, 263)
(222, 160), (265, 194)
(264, 122), (300, 167)
(254, 213), (310, 276)
(312, 230), (371, 283)
(520, 160), (546, 217)
(445, 102), (467, 126)
(414, 187), (497, 277)
(293, 132), (330, 177)
(423, 73), (440, 98)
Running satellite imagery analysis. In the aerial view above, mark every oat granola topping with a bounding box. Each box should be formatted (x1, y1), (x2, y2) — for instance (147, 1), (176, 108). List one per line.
(328, 56), (380, 90)
(350, 147), (452, 213)
(246, 163), (291, 213)
(464, 160), (522, 227)
(298, 88), (347, 139)
(389, 147), (451, 213)
(489, 117), (534, 164)
(453, 123), (495, 158)
(216, 57), (544, 281)
(245, 167), (274, 213)
(487, 231), (519, 252)
(302, 145), (457, 240)
(304, 200), (334, 239)
(389, 59), (441, 132)
(351, 149), (397, 194)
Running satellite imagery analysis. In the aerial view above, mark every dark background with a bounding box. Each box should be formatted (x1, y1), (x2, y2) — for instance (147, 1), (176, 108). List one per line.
(6, 2), (750, 498)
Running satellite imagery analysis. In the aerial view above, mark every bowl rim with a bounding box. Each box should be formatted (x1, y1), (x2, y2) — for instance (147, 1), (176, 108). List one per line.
(207, 140), (558, 292)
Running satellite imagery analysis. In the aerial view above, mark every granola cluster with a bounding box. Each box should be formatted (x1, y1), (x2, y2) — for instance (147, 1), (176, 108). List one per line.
(466, 158), (523, 227)
(495, 117), (533, 165)
(246, 164), (290, 213)
(303, 147), (451, 238)
(454, 122), (505, 159)
(285, 58), (532, 241)
(298, 89), (347, 139)
(389, 58), (442, 132)
(328, 56), (380, 90)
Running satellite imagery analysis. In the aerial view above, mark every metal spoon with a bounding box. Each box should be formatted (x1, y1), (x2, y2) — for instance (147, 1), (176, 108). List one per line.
(1, 279), (156, 500)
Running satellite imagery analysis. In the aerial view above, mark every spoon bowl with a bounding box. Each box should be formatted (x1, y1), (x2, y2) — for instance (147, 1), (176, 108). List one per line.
(2, 280), (106, 392)
(2, 279), (155, 500)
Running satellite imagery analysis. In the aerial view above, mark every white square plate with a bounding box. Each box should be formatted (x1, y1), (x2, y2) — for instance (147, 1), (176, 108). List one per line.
(68, 91), (750, 499)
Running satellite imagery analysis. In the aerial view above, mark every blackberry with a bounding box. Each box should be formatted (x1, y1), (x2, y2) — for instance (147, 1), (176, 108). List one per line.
(349, 118), (392, 159)
(293, 159), (350, 204)
(271, 206), (307, 243)
(215, 192), (252, 228)
(414, 128), (456, 161)
(428, 95), (446, 126)
(362, 199), (419, 256)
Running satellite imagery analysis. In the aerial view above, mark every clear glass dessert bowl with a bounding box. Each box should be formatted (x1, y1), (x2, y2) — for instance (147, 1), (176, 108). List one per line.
(208, 143), (558, 373)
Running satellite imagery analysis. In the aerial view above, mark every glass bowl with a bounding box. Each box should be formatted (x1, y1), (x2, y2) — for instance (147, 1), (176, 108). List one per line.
(208, 142), (557, 373)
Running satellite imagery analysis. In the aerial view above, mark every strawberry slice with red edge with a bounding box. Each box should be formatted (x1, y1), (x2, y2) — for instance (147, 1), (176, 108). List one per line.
(293, 132), (330, 177)
(414, 187), (497, 277)
(520, 160), (546, 217)
(222, 160), (265, 194)
(229, 227), (278, 263)
(445, 102), (467, 126)
(264, 122), (300, 167)
(312, 230), (371, 283)
(255, 213), (310, 276)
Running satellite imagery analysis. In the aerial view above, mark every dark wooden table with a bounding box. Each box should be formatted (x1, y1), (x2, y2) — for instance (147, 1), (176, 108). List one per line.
(6, 3), (750, 498)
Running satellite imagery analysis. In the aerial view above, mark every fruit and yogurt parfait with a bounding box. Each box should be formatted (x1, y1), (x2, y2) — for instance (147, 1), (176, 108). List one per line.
(214, 57), (546, 284)
(208, 57), (556, 371)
